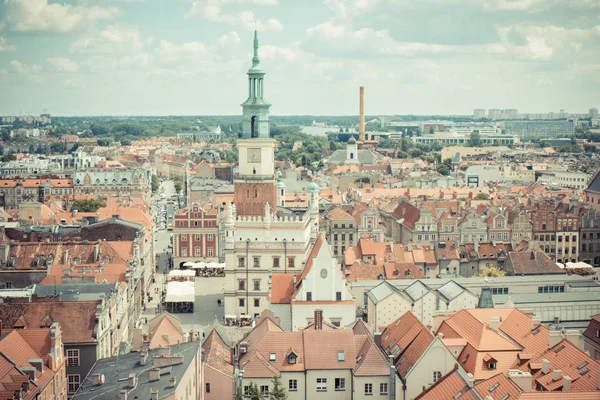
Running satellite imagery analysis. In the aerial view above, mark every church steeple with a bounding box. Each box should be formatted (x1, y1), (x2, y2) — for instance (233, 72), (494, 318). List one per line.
(251, 30), (261, 70)
(241, 30), (271, 139)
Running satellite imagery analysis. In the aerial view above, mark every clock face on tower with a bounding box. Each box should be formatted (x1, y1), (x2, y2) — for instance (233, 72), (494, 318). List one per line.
(248, 148), (261, 163)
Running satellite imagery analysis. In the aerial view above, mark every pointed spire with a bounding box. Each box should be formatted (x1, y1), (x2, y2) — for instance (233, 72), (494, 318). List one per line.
(252, 30), (260, 68)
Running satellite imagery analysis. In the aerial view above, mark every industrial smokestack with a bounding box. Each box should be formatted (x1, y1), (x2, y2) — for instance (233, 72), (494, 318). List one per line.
(359, 86), (365, 141)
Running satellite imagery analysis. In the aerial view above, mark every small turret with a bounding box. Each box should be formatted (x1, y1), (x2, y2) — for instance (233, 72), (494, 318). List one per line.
(276, 171), (286, 208)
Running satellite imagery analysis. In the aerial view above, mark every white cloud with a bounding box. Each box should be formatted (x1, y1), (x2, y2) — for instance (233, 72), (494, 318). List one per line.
(304, 23), (463, 58)
(156, 40), (211, 62)
(186, 0), (283, 32)
(2, 0), (119, 33)
(0, 37), (16, 52)
(217, 31), (241, 46)
(47, 57), (79, 73)
(9, 60), (24, 73)
(260, 44), (302, 62)
(70, 25), (145, 55)
(9, 59), (42, 74)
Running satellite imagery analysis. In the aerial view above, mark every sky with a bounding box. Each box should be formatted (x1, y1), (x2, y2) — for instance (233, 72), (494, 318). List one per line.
(0, 0), (599, 116)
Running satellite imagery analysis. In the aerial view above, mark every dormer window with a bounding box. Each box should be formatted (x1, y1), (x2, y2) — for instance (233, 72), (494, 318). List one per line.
(338, 351), (345, 362)
(288, 352), (297, 364)
(269, 352), (276, 361)
(488, 361), (497, 370)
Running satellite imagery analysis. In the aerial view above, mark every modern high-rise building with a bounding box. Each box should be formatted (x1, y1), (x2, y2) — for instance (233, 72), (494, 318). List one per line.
(473, 109), (486, 119)
(223, 31), (319, 320)
(505, 120), (575, 140)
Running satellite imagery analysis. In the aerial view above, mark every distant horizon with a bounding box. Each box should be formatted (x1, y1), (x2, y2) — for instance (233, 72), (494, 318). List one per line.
(8, 111), (597, 119)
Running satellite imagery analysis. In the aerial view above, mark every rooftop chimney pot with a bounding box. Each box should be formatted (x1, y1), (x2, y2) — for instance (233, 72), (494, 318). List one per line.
(314, 309), (323, 330)
(542, 359), (550, 374)
(552, 369), (562, 381)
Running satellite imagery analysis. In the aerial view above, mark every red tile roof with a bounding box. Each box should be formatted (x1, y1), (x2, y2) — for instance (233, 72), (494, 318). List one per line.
(582, 314), (600, 347)
(507, 250), (565, 275)
(202, 329), (233, 376)
(0, 301), (99, 344)
(269, 274), (296, 304)
(524, 339), (600, 392)
(380, 312), (434, 378)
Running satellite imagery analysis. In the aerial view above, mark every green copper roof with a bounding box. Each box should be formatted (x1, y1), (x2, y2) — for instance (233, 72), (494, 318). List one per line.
(307, 181), (320, 192)
(247, 30), (264, 74)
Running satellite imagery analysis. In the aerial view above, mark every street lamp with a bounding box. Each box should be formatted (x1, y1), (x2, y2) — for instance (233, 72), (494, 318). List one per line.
(246, 238), (250, 316)
(283, 238), (287, 274)
(234, 368), (244, 399)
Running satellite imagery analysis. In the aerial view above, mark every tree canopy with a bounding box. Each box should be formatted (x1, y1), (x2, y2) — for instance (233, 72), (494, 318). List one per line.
(70, 198), (106, 213)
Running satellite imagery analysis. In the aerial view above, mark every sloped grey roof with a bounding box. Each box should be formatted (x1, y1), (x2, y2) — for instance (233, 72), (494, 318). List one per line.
(367, 281), (405, 305)
(404, 280), (432, 302)
(325, 149), (384, 165)
(436, 280), (471, 302)
(585, 169), (600, 194)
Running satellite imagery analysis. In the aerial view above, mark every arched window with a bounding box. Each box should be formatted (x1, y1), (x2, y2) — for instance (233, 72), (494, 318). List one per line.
(251, 116), (257, 138)
(350, 153), (354, 159)
(254, 189), (258, 198)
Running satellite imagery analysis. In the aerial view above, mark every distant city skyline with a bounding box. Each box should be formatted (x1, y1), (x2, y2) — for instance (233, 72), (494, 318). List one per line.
(0, 0), (599, 116)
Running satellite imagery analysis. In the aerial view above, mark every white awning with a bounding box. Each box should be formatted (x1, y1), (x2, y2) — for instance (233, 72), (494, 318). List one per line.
(169, 270), (196, 277)
(191, 262), (225, 269)
(225, 314), (237, 319)
(165, 281), (195, 303)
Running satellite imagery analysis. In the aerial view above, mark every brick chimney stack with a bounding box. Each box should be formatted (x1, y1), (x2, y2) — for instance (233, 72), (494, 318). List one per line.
(359, 86), (365, 141)
(314, 309), (323, 330)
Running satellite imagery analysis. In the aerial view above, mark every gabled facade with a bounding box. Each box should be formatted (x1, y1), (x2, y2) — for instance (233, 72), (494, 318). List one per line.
(379, 311), (461, 400)
(173, 202), (219, 267)
(269, 234), (356, 331)
(236, 313), (392, 400)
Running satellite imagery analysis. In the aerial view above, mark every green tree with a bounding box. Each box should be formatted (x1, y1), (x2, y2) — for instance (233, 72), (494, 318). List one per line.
(97, 139), (110, 146)
(246, 382), (261, 400)
(151, 174), (159, 194)
(474, 193), (490, 200)
(270, 377), (288, 400)
(469, 131), (482, 147)
(50, 142), (67, 154)
(174, 177), (183, 194)
(71, 198), (106, 212)
(0, 153), (16, 162)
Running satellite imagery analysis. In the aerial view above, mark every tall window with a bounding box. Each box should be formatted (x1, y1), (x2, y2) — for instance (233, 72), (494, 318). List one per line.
(195, 247), (201, 257)
(365, 383), (373, 395)
(239, 298), (245, 307)
(288, 257), (295, 268)
(181, 234), (187, 241)
(238, 257), (245, 268)
(316, 378), (327, 392)
(380, 383), (388, 394)
(195, 234), (201, 241)
(182, 248), (187, 257)
(67, 375), (80, 392)
(207, 248), (213, 257)
(273, 257), (280, 268)
(306, 292), (312, 301)
(335, 378), (345, 391)
(238, 280), (246, 290)
(208, 234), (214, 241)
(254, 298), (260, 307)
(260, 386), (269, 396)
(254, 280), (260, 291)
(253, 257), (260, 267)
(288, 380), (297, 391)
(67, 349), (80, 366)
